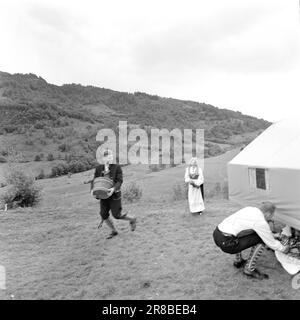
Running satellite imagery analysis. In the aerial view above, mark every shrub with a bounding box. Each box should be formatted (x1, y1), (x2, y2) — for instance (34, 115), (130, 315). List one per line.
(148, 164), (160, 172)
(43, 127), (54, 139)
(16, 127), (26, 134)
(4, 125), (17, 133)
(50, 163), (69, 177)
(47, 153), (54, 161)
(40, 139), (47, 146)
(36, 170), (45, 180)
(34, 121), (45, 129)
(0, 156), (7, 163)
(205, 181), (228, 199)
(34, 155), (41, 161)
(1, 169), (42, 207)
(172, 182), (188, 201)
(58, 143), (71, 152)
(122, 182), (143, 203)
(205, 143), (222, 157)
(49, 156), (95, 178)
(25, 139), (34, 146)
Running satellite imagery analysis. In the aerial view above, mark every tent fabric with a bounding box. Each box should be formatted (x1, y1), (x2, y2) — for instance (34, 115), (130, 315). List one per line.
(228, 118), (300, 230)
(230, 118), (300, 169)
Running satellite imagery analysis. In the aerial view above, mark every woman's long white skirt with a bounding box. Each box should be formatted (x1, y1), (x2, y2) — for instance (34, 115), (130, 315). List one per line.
(188, 184), (205, 213)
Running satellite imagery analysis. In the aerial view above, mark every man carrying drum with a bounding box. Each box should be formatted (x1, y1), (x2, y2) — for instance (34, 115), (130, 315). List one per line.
(88, 149), (137, 239)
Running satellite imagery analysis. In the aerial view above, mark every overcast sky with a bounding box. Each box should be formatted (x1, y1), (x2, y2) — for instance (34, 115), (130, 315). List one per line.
(0, 0), (299, 122)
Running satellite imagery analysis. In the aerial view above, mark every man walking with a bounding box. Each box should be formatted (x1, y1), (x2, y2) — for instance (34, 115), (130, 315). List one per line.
(213, 202), (289, 279)
(91, 149), (137, 239)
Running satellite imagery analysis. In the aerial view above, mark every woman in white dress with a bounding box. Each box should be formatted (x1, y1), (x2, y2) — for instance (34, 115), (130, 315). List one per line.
(184, 157), (205, 214)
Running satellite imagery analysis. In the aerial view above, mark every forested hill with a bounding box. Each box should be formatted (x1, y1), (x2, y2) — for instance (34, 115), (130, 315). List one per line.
(0, 71), (270, 168)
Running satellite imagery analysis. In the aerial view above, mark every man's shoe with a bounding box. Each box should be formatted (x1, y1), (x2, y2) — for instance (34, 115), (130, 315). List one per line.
(106, 231), (118, 239)
(243, 268), (269, 280)
(233, 259), (247, 269)
(130, 218), (137, 231)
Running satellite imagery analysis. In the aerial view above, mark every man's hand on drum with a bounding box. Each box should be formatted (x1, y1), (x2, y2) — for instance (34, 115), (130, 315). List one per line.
(107, 187), (115, 197)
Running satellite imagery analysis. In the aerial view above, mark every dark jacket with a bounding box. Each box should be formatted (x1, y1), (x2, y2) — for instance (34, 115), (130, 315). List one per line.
(93, 164), (123, 192)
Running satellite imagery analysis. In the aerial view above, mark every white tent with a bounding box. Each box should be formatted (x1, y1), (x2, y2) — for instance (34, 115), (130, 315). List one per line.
(228, 118), (300, 230)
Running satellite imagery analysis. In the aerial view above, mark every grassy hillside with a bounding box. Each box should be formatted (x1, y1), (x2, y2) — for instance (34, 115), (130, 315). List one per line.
(0, 71), (269, 178)
(0, 71), (269, 131)
(1, 150), (298, 300)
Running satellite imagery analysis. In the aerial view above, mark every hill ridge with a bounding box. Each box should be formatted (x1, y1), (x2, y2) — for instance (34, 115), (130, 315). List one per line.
(0, 70), (269, 178)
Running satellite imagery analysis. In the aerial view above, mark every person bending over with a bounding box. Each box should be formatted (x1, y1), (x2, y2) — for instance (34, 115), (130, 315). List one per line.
(213, 202), (289, 280)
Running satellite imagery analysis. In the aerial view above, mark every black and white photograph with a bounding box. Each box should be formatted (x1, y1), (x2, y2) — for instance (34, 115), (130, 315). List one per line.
(0, 0), (300, 303)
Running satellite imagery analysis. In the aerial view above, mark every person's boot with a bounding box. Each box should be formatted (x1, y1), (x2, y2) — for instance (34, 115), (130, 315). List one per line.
(129, 217), (137, 231)
(106, 230), (118, 239)
(104, 218), (118, 239)
(233, 252), (246, 268)
(243, 244), (269, 280)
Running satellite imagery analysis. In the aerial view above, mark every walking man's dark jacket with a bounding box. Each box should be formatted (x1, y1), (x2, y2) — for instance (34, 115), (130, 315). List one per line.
(93, 164), (123, 192)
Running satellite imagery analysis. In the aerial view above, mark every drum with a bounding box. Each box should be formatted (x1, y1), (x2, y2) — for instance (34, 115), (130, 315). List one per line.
(92, 177), (114, 199)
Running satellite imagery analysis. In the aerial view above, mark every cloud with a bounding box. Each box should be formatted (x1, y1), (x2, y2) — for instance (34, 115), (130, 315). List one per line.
(0, 0), (299, 121)
(130, 2), (299, 78)
(27, 3), (72, 34)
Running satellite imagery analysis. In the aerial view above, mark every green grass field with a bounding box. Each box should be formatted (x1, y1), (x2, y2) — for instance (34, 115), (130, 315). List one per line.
(0, 150), (300, 300)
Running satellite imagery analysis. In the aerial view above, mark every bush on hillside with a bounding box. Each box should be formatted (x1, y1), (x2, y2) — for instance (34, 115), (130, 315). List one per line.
(204, 143), (223, 158)
(34, 154), (41, 161)
(34, 121), (46, 129)
(57, 133), (64, 140)
(205, 181), (228, 199)
(148, 164), (160, 172)
(47, 153), (54, 161)
(49, 156), (96, 177)
(50, 162), (69, 177)
(3, 125), (18, 133)
(39, 138), (47, 145)
(25, 139), (34, 146)
(122, 182), (143, 203)
(43, 127), (54, 139)
(16, 126), (26, 134)
(58, 143), (71, 152)
(1, 169), (42, 208)
(36, 169), (46, 180)
(1, 150), (8, 157)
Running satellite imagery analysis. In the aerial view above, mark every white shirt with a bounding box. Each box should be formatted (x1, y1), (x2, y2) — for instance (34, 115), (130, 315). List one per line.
(218, 206), (286, 252)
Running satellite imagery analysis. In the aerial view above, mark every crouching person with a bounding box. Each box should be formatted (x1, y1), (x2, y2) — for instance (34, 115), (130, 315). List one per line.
(91, 149), (137, 239)
(213, 202), (289, 280)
